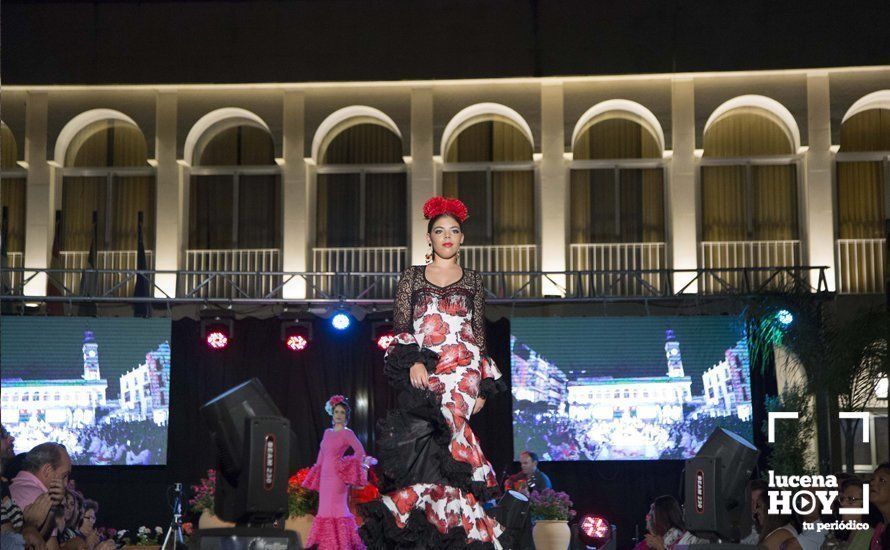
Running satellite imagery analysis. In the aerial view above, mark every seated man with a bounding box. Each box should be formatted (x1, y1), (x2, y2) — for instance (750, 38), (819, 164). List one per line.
(504, 451), (552, 495)
(10, 443), (71, 546)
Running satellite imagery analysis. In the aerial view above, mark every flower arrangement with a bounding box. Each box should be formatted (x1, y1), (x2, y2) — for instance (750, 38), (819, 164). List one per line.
(288, 468), (319, 518)
(350, 467), (381, 505)
(189, 469), (216, 514)
(529, 489), (576, 521)
(133, 526), (165, 546)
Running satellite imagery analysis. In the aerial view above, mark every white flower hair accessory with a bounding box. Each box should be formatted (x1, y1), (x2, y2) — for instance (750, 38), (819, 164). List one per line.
(325, 395), (347, 416)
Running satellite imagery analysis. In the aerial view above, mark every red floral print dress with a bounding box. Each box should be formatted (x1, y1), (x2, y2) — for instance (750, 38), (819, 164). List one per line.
(359, 266), (507, 549)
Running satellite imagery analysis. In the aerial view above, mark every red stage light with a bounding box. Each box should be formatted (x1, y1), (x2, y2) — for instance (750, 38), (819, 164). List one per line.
(286, 334), (308, 352)
(281, 321), (312, 352)
(376, 333), (395, 350)
(579, 514), (612, 547)
(206, 329), (229, 350)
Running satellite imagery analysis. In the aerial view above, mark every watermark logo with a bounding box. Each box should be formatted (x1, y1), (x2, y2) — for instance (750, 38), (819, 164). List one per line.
(766, 412), (871, 532)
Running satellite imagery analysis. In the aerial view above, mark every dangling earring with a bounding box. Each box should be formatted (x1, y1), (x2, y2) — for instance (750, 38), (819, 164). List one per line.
(425, 243), (433, 264)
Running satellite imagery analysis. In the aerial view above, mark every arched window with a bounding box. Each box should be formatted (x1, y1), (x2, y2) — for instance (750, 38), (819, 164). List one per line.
(62, 119), (153, 250)
(313, 120), (407, 298)
(835, 103), (889, 293)
(60, 116), (155, 296)
(702, 109), (798, 241)
(442, 119), (535, 246)
(190, 125), (279, 249)
(700, 104), (801, 291)
(316, 123), (406, 247)
(569, 110), (666, 295)
(571, 118), (664, 242)
(186, 119), (280, 299)
(1, 122), (26, 291)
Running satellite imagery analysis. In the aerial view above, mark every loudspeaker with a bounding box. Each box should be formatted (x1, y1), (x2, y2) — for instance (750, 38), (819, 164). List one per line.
(214, 416), (291, 524)
(684, 428), (759, 541)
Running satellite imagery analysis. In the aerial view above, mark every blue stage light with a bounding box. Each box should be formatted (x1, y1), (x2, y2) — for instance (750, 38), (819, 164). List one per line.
(777, 309), (794, 326)
(332, 313), (351, 330)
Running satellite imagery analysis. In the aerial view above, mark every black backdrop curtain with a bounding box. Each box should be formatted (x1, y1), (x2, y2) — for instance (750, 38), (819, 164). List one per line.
(68, 315), (773, 549)
(68, 317), (511, 537)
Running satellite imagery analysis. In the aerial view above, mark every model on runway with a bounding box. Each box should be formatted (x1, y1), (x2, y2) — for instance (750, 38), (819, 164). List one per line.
(359, 196), (508, 549)
(302, 395), (372, 550)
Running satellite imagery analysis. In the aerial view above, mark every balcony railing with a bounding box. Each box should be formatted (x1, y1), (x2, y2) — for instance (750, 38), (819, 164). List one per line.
(460, 245), (539, 297)
(59, 250), (154, 297)
(699, 240), (802, 293)
(183, 249), (280, 299)
(311, 247), (407, 299)
(2, 252), (23, 294)
(569, 242), (667, 296)
(0, 265), (830, 304)
(836, 238), (886, 294)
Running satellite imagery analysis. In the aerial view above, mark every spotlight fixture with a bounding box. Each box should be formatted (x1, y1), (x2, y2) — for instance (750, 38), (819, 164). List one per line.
(331, 312), (351, 330)
(372, 321), (394, 351)
(280, 321), (313, 352)
(578, 514), (615, 549)
(201, 313), (234, 351)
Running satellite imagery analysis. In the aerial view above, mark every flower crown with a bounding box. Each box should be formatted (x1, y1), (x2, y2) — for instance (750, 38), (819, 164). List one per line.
(423, 196), (469, 223)
(325, 395), (347, 416)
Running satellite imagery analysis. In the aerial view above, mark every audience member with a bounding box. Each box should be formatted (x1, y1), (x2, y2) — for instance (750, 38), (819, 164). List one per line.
(504, 451), (552, 495)
(642, 495), (703, 549)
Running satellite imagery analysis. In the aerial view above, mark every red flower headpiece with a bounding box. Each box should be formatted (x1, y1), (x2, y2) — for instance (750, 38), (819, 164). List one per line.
(423, 196), (469, 223)
(325, 395), (347, 416)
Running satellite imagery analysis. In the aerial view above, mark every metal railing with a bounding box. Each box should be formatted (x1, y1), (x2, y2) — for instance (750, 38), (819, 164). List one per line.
(836, 238), (886, 294)
(183, 249), (280, 299)
(0, 265), (830, 304)
(460, 244), (539, 297)
(311, 247), (406, 299)
(569, 242), (667, 296)
(699, 240), (801, 293)
(59, 250), (154, 297)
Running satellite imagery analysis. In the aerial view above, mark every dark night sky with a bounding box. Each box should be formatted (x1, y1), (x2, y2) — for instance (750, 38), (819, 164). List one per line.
(3, 0), (889, 85)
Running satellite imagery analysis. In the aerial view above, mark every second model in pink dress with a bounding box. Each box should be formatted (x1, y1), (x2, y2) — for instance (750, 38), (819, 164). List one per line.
(302, 426), (368, 550)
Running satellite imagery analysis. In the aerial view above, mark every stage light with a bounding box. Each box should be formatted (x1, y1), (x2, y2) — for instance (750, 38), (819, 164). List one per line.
(206, 327), (229, 350)
(280, 320), (312, 352)
(580, 515), (610, 539)
(777, 309), (794, 326)
(332, 313), (351, 330)
(200, 313), (234, 351)
(578, 514), (614, 549)
(286, 334), (308, 351)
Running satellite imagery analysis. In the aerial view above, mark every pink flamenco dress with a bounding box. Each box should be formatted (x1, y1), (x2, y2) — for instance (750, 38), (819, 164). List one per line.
(359, 266), (508, 549)
(301, 427), (369, 550)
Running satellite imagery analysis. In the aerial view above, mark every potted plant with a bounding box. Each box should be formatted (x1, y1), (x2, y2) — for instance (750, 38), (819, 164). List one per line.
(529, 489), (575, 550)
(190, 469), (235, 529)
(284, 467), (319, 541)
(120, 525), (164, 550)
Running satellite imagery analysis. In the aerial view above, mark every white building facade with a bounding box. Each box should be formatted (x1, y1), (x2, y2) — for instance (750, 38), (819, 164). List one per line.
(1, 66), (887, 301)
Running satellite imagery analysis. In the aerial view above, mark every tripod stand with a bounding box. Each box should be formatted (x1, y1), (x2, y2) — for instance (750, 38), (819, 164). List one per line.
(161, 483), (186, 550)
